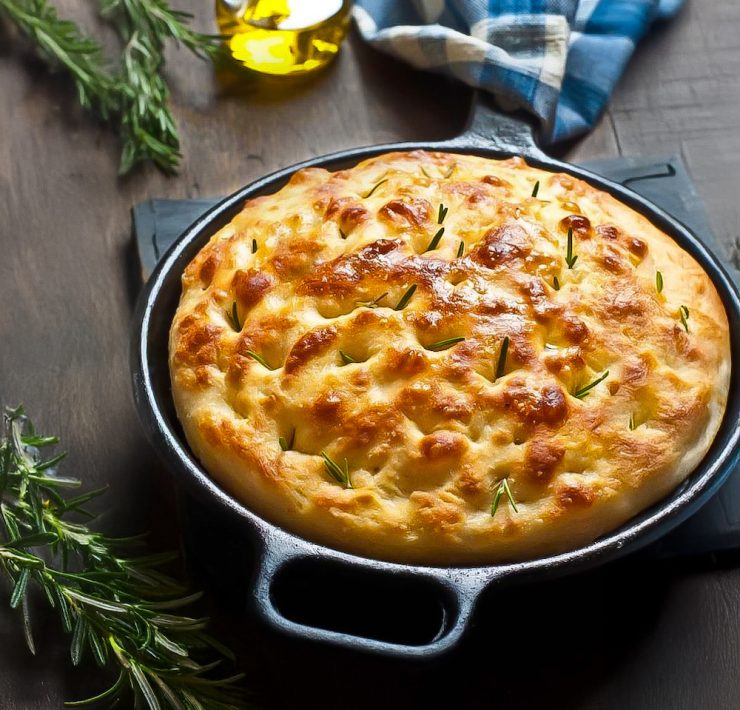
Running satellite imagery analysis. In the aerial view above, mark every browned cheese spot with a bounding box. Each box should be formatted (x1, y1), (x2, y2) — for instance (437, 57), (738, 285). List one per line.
(470, 221), (532, 270)
(284, 326), (339, 374)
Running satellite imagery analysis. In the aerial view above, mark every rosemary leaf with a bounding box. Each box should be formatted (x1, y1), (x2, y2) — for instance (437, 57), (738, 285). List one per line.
(226, 302), (241, 332)
(573, 370), (609, 399)
(356, 292), (387, 309)
(362, 177), (388, 198)
(339, 350), (357, 365)
(245, 350), (272, 370)
(394, 285), (417, 311)
(679, 305), (690, 332)
(491, 478), (518, 517)
(531, 180), (540, 198)
(251, 238), (258, 254)
(438, 204), (448, 224)
(656, 270), (664, 294)
(457, 241), (465, 258)
(279, 428), (295, 451)
(565, 227), (578, 269)
(425, 227), (445, 253)
(494, 336), (509, 380)
(552, 276), (560, 291)
(321, 452), (352, 488)
(629, 413), (637, 431)
(427, 336), (465, 352)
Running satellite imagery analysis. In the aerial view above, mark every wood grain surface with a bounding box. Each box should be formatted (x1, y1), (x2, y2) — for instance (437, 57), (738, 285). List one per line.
(1, 1), (739, 707)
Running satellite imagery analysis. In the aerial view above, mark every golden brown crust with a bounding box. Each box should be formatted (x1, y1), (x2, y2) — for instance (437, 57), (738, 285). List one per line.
(169, 151), (731, 564)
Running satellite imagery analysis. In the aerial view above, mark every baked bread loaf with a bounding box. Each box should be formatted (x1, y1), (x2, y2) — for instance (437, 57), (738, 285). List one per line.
(169, 151), (730, 564)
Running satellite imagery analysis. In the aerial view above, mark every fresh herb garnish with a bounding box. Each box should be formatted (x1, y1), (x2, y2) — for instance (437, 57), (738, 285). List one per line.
(251, 238), (258, 254)
(491, 478), (518, 517)
(339, 227), (347, 240)
(457, 241), (465, 258)
(362, 177), (388, 198)
(321, 452), (352, 488)
(339, 350), (357, 365)
(531, 180), (540, 198)
(573, 370), (609, 399)
(395, 285), (417, 311)
(0, 0), (223, 174)
(0, 407), (246, 708)
(656, 270), (664, 294)
(565, 227), (578, 269)
(427, 336), (465, 352)
(279, 428), (295, 451)
(438, 204), (448, 224)
(552, 276), (561, 291)
(495, 336), (510, 380)
(679, 305), (690, 332)
(629, 413), (637, 431)
(226, 301), (241, 332)
(424, 227), (445, 253)
(245, 349), (272, 370)
(356, 292), (387, 309)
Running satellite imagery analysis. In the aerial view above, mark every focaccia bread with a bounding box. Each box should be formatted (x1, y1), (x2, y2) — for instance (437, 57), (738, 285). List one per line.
(169, 151), (730, 564)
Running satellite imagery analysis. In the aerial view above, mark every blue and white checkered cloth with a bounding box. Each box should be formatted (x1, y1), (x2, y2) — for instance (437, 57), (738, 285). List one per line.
(354, 1), (684, 144)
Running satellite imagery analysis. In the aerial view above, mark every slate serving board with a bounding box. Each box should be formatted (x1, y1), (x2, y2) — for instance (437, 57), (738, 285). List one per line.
(132, 156), (739, 560)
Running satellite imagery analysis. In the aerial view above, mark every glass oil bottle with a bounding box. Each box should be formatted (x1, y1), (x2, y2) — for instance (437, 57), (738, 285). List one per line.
(216, 0), (353, 76)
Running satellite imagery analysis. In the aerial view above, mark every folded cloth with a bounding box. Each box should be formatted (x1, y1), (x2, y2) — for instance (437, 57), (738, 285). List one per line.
(354, 0), (684, 144)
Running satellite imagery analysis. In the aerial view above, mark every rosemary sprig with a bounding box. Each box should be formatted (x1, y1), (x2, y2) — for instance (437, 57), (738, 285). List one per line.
(457, 241), (465, 258)
(565, 227), (578, 269)
(321, 453), (352, 488)
(494, 336), (509, 380)
(279, 428), (295, 451)
(0, 0), (223, 174)
(679, 305), (690, 332)
(437, 204), (448, 224)
(355, 292), (387, 309)
(103, 0), (223, 173)
(0, 0), (117, 115)
(552, 276), (561, 291)
(427, 336), (465, 352)
(573, 370), (609, 399)
(339, 350), (357, 365)
(226, 302), (241, 332)
(491, 478), (518, 517)
(0, 407), (247, 708)
(531, 180), (540, 198)
(245, 350), (272, 370)
(424, 227), (445, 253)
(656, 270), (664, 294)
(394, 285), (417, 311)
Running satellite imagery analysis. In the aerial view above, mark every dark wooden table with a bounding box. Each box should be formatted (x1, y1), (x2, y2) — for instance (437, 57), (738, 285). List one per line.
(2, 2), (739, 707)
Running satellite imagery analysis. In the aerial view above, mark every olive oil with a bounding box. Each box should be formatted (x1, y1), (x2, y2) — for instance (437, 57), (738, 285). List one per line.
(216, 0), (352, 75)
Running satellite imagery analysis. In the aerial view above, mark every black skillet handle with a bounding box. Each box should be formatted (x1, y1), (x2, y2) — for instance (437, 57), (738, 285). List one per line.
(250, 529), (497, 659)
(447, 90), (549, 160)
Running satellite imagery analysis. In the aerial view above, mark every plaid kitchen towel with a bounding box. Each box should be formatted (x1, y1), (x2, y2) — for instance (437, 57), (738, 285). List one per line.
(354, 0), (685, 143)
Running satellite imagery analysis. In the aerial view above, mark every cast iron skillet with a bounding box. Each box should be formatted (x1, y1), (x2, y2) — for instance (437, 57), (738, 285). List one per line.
(132, 94), (740, 660)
